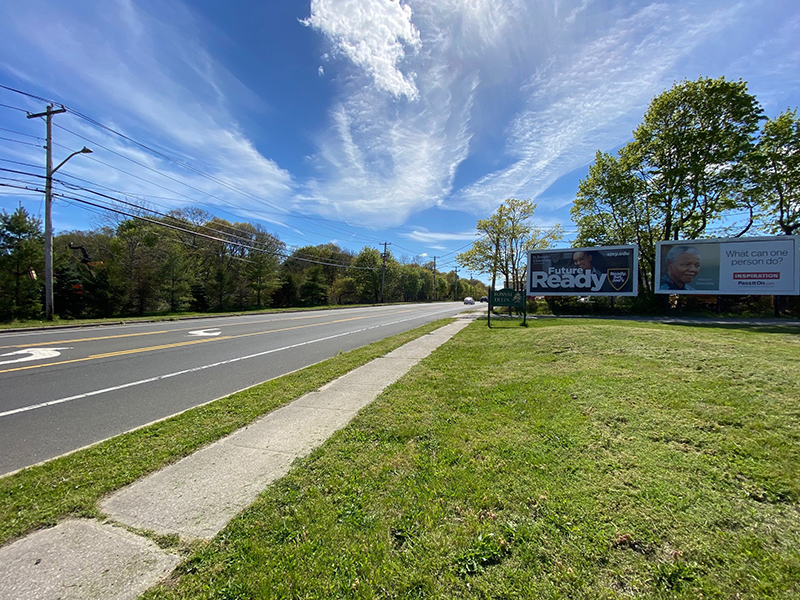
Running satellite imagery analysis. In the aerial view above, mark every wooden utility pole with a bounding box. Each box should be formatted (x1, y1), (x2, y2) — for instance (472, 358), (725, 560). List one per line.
(27, 105), (65, 320)
(27, 105), (92, 320)
(433, 256), (437, 301)
(380, 242), (391, 303)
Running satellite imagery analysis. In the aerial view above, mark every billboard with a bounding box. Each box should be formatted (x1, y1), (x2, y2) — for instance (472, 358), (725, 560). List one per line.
(526, 245), (638, 297)
(655, 236), (800, 295)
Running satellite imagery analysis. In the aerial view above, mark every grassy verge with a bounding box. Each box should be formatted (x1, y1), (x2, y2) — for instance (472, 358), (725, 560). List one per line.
(144, 318), (799, 599)
(0, 318), (453, 546)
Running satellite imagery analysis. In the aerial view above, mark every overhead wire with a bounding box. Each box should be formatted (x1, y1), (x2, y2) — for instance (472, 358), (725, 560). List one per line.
(52, 121), (387, 247)
(0, 82), (384, 249)
(0, 158), (362, 269)
(2, 83), (477, 259)
(0, 180), (381, 271)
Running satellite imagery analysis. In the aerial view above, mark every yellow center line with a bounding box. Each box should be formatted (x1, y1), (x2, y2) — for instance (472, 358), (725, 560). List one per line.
(0, 308), (399, 350)
(0, 309), (417, 374)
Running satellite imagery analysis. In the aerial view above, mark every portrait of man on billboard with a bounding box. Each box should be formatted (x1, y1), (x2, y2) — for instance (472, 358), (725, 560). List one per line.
(660, 245), (701, 291)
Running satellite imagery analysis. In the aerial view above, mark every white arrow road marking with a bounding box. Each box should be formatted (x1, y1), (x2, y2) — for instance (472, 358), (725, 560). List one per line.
(188, 329), (221, 337)
(0, 347), (72, 366)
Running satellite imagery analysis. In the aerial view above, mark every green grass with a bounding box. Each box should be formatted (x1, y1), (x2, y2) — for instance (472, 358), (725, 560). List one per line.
(0, 318), (453, 546)
(142, 319), (800, 599)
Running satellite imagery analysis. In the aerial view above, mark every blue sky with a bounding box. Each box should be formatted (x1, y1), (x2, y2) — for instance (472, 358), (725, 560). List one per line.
(1, 0), (799, 274)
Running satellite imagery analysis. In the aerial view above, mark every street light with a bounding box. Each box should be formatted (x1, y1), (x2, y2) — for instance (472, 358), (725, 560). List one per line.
(40, 146), (92, 320)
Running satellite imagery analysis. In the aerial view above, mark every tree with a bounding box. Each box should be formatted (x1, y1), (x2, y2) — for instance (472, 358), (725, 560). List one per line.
(632, 76), (762, 241)
(349, 248), (382, 302)
(571, 149), (659, 291)
(457, 198), (562, 290)
(572, 76), (764, 292)
(240, 224), (283, 307)
(330, 277), (358, 304)
(0, 207), (44, 320)
(299, 267), (329, 306)
(754, 109), (800, 235)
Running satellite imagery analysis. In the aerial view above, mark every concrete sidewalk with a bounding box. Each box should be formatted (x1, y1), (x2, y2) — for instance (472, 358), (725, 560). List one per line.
(0, 316), (477, 600)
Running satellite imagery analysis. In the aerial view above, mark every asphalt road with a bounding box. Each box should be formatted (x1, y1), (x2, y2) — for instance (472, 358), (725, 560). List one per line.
(0, 303), (475, 476)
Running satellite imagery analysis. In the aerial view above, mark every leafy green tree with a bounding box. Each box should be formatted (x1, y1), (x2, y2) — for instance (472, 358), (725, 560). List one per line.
(571, 149), (660, 291)
(330, 276), (358, 304)
(56, 228), (123, 317)
(458, 198), (562, 290)
(349, 248), (382, 302)
(113, 219), (162, 314)
(156, 240), (193, 312)
(754, 109), (800, 235)
(398, 264), (422, 301)
(299, 267), (329, 306)
(241, 224), (283, 307)
(0, 207), (43, 320)
(632, 76), (762, 240)
(573, 76), (764, 292)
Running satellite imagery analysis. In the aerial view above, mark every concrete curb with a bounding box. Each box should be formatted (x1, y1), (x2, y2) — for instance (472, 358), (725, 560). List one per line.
(0, 317), (476, 599)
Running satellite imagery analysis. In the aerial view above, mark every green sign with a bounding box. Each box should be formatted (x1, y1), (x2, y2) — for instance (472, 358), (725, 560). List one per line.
(490, 288), (525, 307)
(488, 288), (527, 327)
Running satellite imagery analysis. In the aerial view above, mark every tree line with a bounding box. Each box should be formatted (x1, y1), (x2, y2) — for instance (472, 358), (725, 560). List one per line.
(0, 206), (487, 321)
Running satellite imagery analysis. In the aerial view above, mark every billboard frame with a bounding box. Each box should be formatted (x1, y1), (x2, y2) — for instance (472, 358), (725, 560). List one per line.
(526, 244), (639, 297)
(655, 235), (800, 296)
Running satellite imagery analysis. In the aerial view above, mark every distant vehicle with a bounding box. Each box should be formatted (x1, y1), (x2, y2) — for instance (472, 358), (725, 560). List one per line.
(480, 296), (488, 303)
(463, 297), (475, 305)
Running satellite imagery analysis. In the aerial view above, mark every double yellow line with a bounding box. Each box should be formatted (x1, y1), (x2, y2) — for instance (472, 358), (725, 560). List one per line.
(0, 309), (415, 374)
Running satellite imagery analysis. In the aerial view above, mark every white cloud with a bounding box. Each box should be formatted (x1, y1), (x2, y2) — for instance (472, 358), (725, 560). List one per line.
(399, 228), (477, 243)
(303, 0), (422, 100)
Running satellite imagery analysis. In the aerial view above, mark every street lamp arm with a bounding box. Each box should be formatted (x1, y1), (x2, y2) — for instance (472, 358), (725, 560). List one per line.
(52, 147), (92, 174)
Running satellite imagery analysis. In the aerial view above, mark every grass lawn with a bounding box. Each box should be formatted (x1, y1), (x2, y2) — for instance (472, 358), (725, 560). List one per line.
(143, 318), (800, 599)
(0, 318), (453, 546)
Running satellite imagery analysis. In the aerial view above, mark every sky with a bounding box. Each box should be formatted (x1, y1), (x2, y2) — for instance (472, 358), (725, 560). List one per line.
(0, 0), (798, 275)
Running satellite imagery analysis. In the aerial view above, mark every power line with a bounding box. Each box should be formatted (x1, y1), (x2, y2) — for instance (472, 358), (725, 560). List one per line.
(1, 162), (364, 269)
(0, 136), (43, 148)
(0, 102), (30, 113)
(0, 181), (382, 271)
(1, 84), (385, 247)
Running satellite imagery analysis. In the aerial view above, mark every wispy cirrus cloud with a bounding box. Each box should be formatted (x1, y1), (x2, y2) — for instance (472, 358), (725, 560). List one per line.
(399, 228), (477, 243)
(302, 0), (757, 228)
(0, 0), (296, 228)
(451, 1), (748, 214)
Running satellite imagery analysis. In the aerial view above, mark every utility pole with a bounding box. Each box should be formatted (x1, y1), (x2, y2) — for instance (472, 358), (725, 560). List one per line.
(454, 266), (458, 300)
(380, 242), (391, 303)
(27, 104), (91, 320)
(432, 256), (437, 302)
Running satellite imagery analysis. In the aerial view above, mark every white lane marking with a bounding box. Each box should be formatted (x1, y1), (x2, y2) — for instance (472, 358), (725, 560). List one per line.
(0, 348), (72, 366)
(188, 329), (221, 337)
(0, 306), (461, 419)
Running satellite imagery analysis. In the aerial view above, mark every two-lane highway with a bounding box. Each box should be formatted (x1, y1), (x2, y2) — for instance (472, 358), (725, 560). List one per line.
(0, 303), (473, 475)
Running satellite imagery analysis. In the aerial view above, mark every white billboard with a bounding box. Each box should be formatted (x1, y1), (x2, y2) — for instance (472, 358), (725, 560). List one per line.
(526, 245), (638, 297)
(655, 236), (800, 295)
